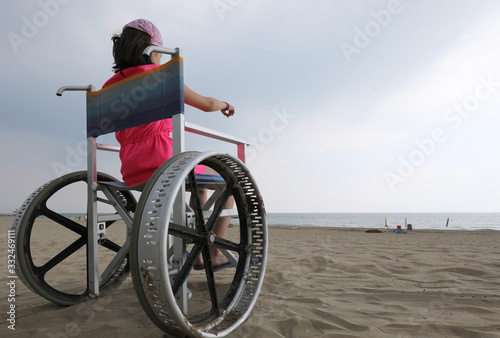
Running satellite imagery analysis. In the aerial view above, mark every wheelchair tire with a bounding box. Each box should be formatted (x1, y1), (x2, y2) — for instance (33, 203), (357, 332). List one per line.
(131, 151), (267, 337)
(12, 171), (135, 305)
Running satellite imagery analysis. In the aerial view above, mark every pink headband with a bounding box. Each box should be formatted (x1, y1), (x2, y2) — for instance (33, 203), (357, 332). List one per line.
(123, 19), (163, 47)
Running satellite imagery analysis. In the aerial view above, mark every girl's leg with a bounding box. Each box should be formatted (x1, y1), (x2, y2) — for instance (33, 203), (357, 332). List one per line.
(191, 167), (235, 268)
(207, 195), (234, 267)
(191, 189), (207, 267)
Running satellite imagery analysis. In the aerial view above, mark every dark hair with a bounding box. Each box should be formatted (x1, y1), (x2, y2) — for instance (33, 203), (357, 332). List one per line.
(112, 28), (153, 73)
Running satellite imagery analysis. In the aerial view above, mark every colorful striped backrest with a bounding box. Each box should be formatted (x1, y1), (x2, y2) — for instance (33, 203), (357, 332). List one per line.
(86, 57), (184, 137)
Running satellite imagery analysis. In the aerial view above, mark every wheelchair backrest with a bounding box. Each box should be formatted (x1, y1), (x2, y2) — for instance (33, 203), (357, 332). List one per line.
(86, 56), (184, 138)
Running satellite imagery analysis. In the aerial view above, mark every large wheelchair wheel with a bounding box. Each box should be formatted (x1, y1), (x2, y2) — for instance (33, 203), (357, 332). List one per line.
(131, 151), (267, 337)
(11, 171), (136, 305)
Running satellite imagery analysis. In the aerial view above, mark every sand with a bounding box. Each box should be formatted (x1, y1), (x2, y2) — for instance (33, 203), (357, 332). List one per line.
(1, 216), (499, 337)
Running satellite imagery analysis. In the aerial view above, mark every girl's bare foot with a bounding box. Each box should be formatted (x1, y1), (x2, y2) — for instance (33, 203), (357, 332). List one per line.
(193, 248), (234, 270)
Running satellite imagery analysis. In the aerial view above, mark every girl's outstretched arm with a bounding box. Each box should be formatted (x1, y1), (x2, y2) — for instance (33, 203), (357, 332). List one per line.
(184, 84), (235, 117)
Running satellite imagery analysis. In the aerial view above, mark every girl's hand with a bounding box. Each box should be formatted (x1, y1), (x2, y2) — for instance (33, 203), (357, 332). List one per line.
(221, 102), (235, 118)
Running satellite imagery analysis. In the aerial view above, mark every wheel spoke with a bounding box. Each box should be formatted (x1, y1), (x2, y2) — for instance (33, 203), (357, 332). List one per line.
(201, 246), (220, 317)
(168, 222), (204, 242)
(171, 244), (203, 295)
(188, 171), (206, 231)
(205, 187), (232, 233)
(34, 236), (86, 277)
(213, 236), (244, 253)
(39, 206), (86, 235)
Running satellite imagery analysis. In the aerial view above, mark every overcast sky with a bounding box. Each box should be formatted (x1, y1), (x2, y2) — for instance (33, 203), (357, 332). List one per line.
(1, 0), (500, 213)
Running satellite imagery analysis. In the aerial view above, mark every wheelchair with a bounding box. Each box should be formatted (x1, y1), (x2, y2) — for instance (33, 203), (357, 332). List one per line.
(11, 46), (267, 337)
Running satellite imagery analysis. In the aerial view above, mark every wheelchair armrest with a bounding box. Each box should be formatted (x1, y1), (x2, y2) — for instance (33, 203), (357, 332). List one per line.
(93, 123), (249, 162)
(185, 122), (249, 146)
(185, 122), (249, 163)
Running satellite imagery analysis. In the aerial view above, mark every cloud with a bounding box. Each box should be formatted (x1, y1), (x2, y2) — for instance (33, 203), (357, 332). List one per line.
(1, 1), (500, 213)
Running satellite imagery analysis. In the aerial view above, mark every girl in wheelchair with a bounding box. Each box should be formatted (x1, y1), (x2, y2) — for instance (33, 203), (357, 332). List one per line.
(105, 19), (236, 271)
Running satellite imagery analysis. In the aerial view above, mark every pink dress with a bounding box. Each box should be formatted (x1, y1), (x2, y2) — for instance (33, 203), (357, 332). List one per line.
(103, 65), (205, 186)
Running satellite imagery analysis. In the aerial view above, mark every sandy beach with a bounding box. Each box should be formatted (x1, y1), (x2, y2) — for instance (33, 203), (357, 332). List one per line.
(1, 216), (499, 337)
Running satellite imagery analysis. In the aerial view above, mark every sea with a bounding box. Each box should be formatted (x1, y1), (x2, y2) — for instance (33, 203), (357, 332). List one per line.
(266, 213), (500, 231)
(55, 212), (500, 231)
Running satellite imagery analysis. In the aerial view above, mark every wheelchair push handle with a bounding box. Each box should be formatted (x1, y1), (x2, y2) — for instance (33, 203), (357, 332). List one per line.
(143, 46), (181, 58)
(56, 85), (95, 96)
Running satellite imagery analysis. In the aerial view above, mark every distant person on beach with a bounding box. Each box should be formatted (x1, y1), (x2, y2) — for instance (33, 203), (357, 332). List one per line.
(103, 19), (235, 271)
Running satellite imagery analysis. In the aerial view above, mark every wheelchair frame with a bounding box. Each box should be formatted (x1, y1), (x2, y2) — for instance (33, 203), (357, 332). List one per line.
(12, 46), (267, 337)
